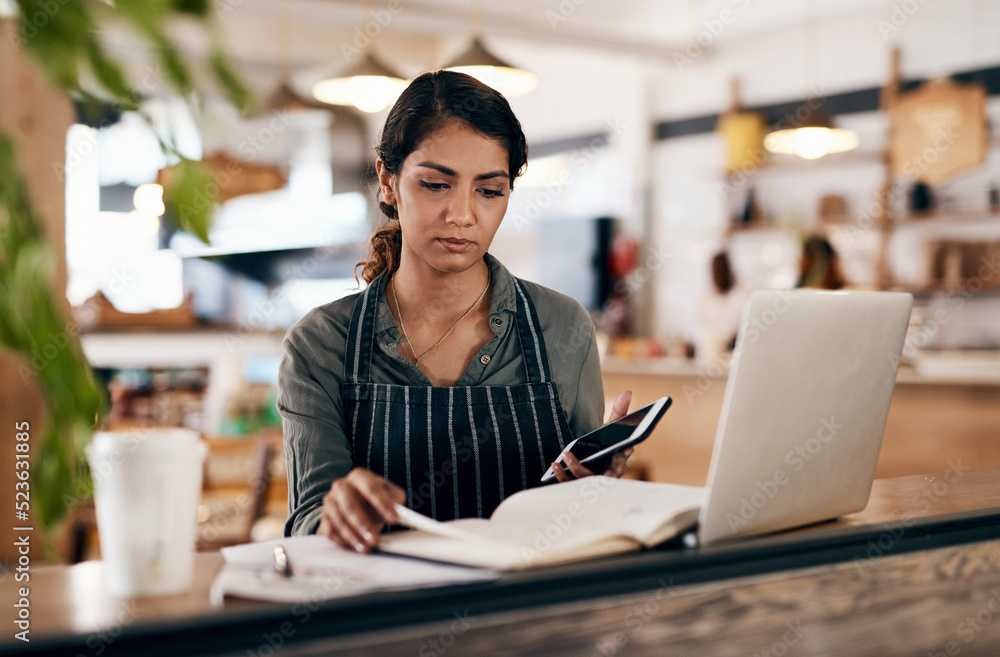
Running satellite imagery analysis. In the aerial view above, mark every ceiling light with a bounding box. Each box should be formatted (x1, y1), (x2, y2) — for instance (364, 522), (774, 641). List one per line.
(262, 80), (331, 115)
(311, 52), (408, 113)
(444, 36), (537, 97)
(133, 183), (165, 217)
(763, 108), (859, 160)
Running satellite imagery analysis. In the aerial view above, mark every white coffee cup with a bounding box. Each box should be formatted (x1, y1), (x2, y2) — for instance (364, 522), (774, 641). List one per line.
(86, 429), (207, 597)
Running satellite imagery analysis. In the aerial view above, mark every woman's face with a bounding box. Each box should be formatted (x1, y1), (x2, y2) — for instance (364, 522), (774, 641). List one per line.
(378, 120), (511, 275)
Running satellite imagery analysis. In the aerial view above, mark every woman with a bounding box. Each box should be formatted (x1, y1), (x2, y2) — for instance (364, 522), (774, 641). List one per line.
(278, 70), (633, 553)
(697, 249), (747, 361)
(797, 234), (845, 290)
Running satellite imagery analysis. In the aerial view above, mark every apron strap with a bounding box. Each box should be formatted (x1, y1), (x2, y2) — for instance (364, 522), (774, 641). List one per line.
(511, 278), (552, 385)
(343, 271), (384, 385)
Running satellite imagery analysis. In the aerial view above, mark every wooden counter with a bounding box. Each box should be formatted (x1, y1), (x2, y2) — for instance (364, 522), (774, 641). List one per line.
(4, 467), (1000, 656)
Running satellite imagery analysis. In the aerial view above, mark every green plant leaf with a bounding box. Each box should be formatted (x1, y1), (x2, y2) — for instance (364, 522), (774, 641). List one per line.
(34, 424), (76, 530)
(210, 48), (255, 115)
(172, 0), (210, 16)
(0, 136), (44, 249)
(0, 282), (17, 347)
(152, 32), (194, 95)
(115, 0), (194, 95)
(83, 39), (139, 111)
(13, 0), (92, 91)
(1, 132), (106, 538)
(163, 158), (215, 244)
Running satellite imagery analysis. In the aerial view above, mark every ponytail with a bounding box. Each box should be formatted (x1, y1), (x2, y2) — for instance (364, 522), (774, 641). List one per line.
(356, 201), (402, 284)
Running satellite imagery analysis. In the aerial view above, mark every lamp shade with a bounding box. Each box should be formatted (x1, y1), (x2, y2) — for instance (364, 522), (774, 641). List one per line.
(444, 36), (537, 97)
(261, 80), (333, 116)
(763, 107), (859, 160)
(312, 52), (408, 113)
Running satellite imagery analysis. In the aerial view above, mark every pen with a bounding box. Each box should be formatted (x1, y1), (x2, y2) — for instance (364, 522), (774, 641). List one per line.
(273, 545), (292, 578)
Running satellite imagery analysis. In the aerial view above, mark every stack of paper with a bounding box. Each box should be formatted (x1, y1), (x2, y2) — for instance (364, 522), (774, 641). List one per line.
(210, 535), (498, 605)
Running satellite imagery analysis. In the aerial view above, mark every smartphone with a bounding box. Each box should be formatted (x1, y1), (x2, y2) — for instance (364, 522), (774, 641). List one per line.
(540, 396), (672, 483)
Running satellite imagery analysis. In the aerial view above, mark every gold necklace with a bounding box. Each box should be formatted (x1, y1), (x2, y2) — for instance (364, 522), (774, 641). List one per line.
(391, 269), (491, 363)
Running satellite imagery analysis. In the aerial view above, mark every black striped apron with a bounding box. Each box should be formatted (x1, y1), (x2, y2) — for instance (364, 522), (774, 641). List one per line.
(341, 272), (572, 522)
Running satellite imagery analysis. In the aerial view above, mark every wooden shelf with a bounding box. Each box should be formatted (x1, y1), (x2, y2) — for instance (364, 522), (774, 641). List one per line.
(724, 150), (885, 178)
(892, 285), (1000, 298)
(891, 208), (1000, 227)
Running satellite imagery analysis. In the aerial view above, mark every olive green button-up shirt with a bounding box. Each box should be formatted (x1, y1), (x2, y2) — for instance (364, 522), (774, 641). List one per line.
(278, 253), (605, 536)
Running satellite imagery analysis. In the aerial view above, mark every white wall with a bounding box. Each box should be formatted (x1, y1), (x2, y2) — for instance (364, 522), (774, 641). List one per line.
(638, 0), (1000, 347)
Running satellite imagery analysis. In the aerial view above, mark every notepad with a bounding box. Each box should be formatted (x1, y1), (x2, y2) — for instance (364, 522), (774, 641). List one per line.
(210, 535), (498, 605)
(379, 476), (705, 570)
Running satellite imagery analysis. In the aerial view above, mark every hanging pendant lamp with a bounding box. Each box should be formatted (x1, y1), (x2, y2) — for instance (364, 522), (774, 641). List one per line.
(262, 80), (332, 115)
(311, 51), (408, 113)
(764, 9), (860, 161)
(763, 105), (859, 160)
(444, 35), (537, 97)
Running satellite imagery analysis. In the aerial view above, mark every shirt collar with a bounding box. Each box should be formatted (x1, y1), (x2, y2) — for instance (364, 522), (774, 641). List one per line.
(374, 252), (516, 339)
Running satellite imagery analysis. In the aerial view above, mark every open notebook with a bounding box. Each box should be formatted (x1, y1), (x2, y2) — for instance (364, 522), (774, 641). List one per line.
(379, 476), (704, 570)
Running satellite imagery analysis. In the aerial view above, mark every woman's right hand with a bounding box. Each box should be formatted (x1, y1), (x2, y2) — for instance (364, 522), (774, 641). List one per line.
(316, 468), (406, 553)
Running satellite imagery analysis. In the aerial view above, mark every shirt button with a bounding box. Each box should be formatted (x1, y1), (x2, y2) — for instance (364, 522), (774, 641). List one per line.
(492, 316), (503, 327)
(480, 354), (491, 365)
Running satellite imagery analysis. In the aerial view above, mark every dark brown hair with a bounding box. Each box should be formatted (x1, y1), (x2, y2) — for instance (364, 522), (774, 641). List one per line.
(356, 70), (528, 283)
(797, 234), (845, 290)
(711, 251), (735, 294)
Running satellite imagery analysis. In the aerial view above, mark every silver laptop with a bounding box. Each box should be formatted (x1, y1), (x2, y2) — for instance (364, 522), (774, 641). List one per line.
(696, 289), (913, 546)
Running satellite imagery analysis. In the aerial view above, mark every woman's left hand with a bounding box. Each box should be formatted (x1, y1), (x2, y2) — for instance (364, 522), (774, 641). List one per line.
(552, 389), (634, 482)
